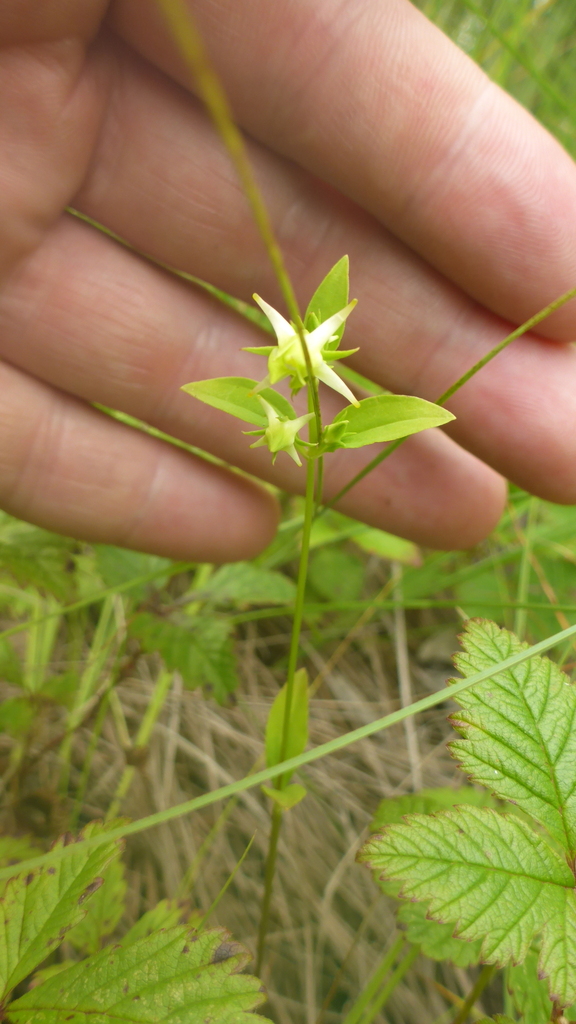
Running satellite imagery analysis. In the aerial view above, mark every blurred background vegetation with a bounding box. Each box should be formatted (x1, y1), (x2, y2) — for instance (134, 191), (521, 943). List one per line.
(1, 1), (576, 1021)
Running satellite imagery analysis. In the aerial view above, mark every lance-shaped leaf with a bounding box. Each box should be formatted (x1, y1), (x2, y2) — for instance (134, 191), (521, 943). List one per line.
(305, 256), (349, 347)
(181, 377), (294, 425)
(7, 925), (268, 1023)
(265, 668), (309, 787)
(0, 823), (122, 1003)
(359, 804), (576, 1006)
(330, 395), (455, 448)
(448, 620), (576, 854)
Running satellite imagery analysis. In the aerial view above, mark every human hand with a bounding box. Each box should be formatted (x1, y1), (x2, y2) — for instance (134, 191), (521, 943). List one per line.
(2, 0), (576, 561)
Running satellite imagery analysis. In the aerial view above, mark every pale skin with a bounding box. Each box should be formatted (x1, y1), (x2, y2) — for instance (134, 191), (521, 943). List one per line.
(2, 0), (576, 562)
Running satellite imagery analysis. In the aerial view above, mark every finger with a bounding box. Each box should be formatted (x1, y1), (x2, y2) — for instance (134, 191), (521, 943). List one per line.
(0, 358), (278, 562)
(0, 3), (111, 279)
(111, 0), (576, 339)
(0, 213), (506, 550)
(71, 40), (576, 504)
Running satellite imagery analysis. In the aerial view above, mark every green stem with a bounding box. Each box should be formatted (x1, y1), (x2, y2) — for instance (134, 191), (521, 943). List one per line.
(256, 802), (282, 974)
(450, 964), (497, 1024)
(342, 935), (405, 1024)
(514, 497), (538, 640)
(5, 619), (576, 882)
(326, 285), (576, 510)
(257, 440), (317, 971)
(358, 944), (420, 1024)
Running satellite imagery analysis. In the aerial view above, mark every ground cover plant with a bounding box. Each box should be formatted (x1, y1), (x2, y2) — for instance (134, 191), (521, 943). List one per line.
(1, 0), (576, 1021)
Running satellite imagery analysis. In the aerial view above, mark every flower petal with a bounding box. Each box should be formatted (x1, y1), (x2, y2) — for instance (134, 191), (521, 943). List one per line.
(315, 363), (360, 406)
(306, 299), (357, 351)
(253, 294), (295, 345)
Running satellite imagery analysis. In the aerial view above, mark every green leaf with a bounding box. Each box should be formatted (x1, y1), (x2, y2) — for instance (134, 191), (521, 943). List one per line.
(0, 822), (122, 1002)
(121, 900), (192, 946)
(351, 528), (420, 565)
(7, 926), (268, 1023)
(0, 698), (35, 739)
(331, 395), (455, 448)
(305, 255), (349, 346)
(265, 668), (309, 785)
(371, 786), (495, 831)
(181, 377), (294, 425)
(506, 951), (554, 1024)
(95, 547), (171, 604)
(67, 857), (126, 956)
(308, 547), (365, 602)
(448, 620), (576, 854)
(359, 804), (576, 1005)
(261, 784), (307, 810)
(201, 562), (296, 607)
(396, 902), (482, 968)
(476, 1018), (516, 1024)
(130, 614), (238, 703)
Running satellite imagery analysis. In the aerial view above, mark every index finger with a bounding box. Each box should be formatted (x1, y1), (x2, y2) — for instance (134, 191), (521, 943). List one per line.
(112, 0), (576, 338)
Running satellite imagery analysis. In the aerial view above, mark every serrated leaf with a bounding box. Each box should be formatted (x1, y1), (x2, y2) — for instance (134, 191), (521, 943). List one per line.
(7, 925), (268, 1023)
(94, 547), (171, 604)
(130, 614), (238, 703)
(359, 804), (576, 1004)
(181, 377), (294, 425)
(121, 900), (191, 946)
(265, 669), (309, 786)
(331, 394), (455, 448)
(305, 256), (349, 347)
(67, 857), (126, 955)
(201, 563), (296, 607)
(396, 902), (482, 967)
(506, 951), (554, 1024)
(448, 620), (576, 854)
(371, 786), (495, 831)
(0, 823), (122, 1002)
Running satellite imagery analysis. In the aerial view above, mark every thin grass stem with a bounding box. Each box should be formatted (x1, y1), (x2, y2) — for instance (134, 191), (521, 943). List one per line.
(450, 964), (497, 1024)
(5, 618), (576, 881)
(341, 934), (405, 1024)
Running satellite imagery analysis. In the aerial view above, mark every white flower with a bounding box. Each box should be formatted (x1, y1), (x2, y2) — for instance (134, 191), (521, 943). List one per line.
(245, 398), (314, 466)
(246, 295), (359, 406)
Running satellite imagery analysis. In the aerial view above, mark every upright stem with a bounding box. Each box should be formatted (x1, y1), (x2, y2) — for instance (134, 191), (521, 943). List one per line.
(257, 430), (317, 971)
(450, 964), (496, 1024)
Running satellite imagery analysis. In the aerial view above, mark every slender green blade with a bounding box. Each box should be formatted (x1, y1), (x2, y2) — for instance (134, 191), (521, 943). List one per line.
(181, 377), (295, 424)
(333, 395), (455, 447)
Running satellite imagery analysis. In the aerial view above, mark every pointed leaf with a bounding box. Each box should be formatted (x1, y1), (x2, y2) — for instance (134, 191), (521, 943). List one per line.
(305, 256), (349, 346)
(371, 786), (495, 831)
(396, 903), (482, 967)
(181, 377), (294, 425)
(201, 563), (296, 607)
(360, 804), (576, 1005)
(121, 900), (192, 947)
(332, 395), (455, 447)
(0, 823), (122, 1001)
(7, 926), (268, 1023)
(506, 952), (554, 1024)
(265, 668), (309, 784)
(448, 620), (576, 854)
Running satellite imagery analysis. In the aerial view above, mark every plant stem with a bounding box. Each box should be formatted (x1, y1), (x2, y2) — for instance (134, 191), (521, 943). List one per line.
(342, 934), (405, 1024)
(256, 802), (282, 974)
(451, 964), (497, 1024)
(358, 943), (420, 1024)
(514, 497), (538, 639)
(256, 441), (317, 972)
(5, 619), (576, 882)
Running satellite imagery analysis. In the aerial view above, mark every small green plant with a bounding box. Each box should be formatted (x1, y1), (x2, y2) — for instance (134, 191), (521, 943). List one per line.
(359, 619), (576, 1022)
(182, 254), (455, 966)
